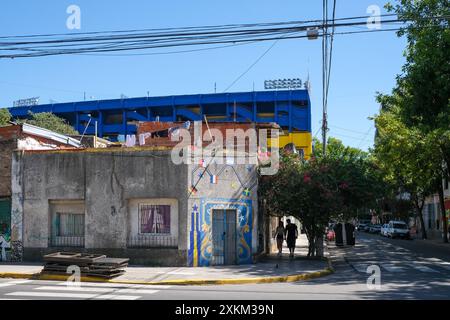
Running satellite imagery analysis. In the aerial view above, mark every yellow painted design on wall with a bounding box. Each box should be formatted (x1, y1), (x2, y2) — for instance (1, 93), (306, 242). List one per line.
(268, 132), (312, 159)
(193, 213), (198, 267)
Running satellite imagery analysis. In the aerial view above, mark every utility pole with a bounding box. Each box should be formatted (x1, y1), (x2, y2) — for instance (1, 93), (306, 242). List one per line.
(322, 0), (329, 156)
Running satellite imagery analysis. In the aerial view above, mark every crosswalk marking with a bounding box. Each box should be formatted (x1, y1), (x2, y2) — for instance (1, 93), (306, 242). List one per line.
(412, 265), (439, 273)
(35, 286), (114, 293)
(55, 282), (171, 289)
(8, 280), (32, 285)
(115, 288), (159, 294)
(35, 285), (159, 295)
(349, 262), (448, 274)
(381, 264), (406, 272)
(0, 280), (32, 288)
(352, 264), (369, 273)
(167, 271), (195, 275)
(2, 281), (163, 300)
(94, 294), (140, 300)
(5, 291), (99, 299)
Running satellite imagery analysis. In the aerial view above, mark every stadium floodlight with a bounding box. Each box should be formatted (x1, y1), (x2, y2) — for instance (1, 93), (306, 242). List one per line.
(264, 78), (302, 90)
(13, 97), (40, 107)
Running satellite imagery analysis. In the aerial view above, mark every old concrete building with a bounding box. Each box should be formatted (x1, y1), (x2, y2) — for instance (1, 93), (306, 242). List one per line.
(11, 147), (259, 266)
(0, 123), (80, 261)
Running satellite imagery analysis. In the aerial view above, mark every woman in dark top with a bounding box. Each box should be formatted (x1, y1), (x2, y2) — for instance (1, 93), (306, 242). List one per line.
(273, 221), (285, 257)
(285, 219), (298, 258)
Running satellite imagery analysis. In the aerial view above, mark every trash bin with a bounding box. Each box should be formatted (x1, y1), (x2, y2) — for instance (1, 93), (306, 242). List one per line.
(333, 223), (344, 246)
(345, 223), (355, 245)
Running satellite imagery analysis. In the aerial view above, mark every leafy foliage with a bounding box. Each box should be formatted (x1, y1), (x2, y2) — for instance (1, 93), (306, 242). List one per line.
(373, 0), (450, 240)
(0, 108), (11, 126)
(22, 112), (78, 135)
(259, 138), (382, 256)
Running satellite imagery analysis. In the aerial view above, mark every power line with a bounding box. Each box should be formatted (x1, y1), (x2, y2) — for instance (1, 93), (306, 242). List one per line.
(328, 124), (369, 135)
(222, 29), (301, 92)
(222, 40), (279, 92)
(0, 14), (447, 59)
(357, 127), (374, 149)
(0, 14), (399, 40)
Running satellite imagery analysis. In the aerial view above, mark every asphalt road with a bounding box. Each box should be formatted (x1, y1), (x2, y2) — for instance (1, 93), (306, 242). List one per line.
(0, 232), (449, 300)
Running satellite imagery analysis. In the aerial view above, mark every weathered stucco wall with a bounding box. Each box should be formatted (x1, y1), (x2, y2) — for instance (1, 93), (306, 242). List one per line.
(16, 150), (189, 257)
(0, 139), (16, 197)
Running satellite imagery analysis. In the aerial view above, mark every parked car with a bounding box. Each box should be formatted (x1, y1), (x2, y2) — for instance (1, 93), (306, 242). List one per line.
(356, 220), (371, 231)
(362, 223), (372, 232)
(369, 224), (382, 234)
(386, 221), (410, 239)
(380, 224), (389, 236)
(357, 222), (370, 231)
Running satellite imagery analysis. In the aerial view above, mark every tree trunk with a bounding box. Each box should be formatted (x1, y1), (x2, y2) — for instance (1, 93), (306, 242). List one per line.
(437, 182), (449, 243)
(315, 235), (324, 257)
(309, 229), (316, 257)
(306, 229), (313, 257)
(414, 196), (427, 239)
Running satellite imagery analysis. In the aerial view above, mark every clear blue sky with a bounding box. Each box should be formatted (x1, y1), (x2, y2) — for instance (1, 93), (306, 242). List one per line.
(0, 0), (406, 150)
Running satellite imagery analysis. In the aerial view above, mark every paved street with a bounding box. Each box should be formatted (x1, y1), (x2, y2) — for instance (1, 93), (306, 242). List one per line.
(0, 232), (448, 300)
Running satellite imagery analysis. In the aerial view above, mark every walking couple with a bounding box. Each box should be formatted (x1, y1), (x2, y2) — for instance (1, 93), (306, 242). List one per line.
(274, 219), (298, 258)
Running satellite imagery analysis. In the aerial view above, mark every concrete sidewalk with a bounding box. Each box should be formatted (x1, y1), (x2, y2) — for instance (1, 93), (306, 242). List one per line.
(0, 235), (332, 285)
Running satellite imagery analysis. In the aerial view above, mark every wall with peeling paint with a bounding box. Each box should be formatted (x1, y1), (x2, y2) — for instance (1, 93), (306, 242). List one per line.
(13, 149), (189, 265)
(12, 148), (260, 266)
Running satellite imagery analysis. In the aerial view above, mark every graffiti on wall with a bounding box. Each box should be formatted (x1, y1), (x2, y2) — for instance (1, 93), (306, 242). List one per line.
(188, 198), (252, 267)
(10, 208), (23, 262)
(190, 164), (257, 194)
(0, 234), (10, 261)
(0, 199), (11, 262)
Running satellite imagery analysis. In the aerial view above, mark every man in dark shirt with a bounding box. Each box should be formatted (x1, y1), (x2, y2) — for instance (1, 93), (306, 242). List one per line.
(285, 219), (298, 258)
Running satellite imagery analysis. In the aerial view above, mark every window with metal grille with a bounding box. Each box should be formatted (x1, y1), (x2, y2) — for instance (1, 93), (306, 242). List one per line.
(55, 213), (84, 236)
(50, 212), (85, 247)
(139, 205), (170, 234)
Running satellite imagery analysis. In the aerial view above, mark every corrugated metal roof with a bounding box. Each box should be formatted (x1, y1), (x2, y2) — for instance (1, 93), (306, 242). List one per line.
(21, 123), (81, 148)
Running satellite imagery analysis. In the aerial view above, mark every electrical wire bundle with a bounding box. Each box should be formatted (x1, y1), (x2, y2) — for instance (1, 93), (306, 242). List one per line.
(0, 13), (448, 59)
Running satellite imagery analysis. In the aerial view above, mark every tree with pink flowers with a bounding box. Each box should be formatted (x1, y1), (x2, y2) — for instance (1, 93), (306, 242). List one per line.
(259, 138), (383, 257)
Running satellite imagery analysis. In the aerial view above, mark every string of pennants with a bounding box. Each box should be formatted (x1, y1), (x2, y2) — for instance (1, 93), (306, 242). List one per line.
(189, 159), (257, 197)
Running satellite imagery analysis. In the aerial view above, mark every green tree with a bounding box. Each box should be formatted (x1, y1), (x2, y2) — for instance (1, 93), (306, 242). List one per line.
(22, 112), (78, 136)
(373, 104), (440, 239)
(377, 0), (450, 241)
(0, 108), (11, 126)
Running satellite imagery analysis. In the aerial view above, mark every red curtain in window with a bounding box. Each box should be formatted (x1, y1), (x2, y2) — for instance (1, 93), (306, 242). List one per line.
(139, 205), (170, 234)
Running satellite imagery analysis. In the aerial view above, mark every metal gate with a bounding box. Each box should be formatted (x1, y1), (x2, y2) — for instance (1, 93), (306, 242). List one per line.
(212, 209), (237, 265)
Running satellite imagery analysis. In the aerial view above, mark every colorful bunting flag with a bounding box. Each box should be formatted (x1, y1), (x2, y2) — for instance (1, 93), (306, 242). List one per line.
(189, 186), (198, 195)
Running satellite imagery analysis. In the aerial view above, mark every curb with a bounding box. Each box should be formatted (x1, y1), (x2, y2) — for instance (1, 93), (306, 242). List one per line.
(0, 258), (334, 286)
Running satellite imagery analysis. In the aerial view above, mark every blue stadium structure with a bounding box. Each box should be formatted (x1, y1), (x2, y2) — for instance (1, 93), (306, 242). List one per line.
(8, 89), (312, 152)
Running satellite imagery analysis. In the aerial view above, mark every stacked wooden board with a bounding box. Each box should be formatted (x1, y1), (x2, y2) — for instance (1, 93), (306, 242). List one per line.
(42, 252), (129, 278)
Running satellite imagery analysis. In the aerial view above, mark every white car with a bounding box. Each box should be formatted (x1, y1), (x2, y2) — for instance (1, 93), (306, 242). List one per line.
(380, 224), (389, 236)
(386, 221), (410, 239)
